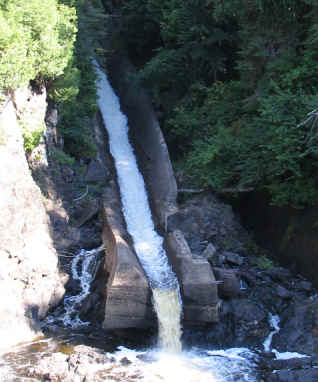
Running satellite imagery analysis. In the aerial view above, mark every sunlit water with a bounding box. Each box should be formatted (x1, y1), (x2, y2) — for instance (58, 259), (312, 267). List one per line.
(94, 60), (182, 352)
(0, 337), (259, 382)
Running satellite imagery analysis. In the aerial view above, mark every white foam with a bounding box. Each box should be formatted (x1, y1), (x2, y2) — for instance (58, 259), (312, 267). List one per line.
(263, 313), (309, 359)
(263, 314), (280, 352)
(61, 246), (102, 327)
(109, 346), (258, 382)
(93, 61), (179, 291)
(94, 60), (182, 351)
(273, 350), (309, 360)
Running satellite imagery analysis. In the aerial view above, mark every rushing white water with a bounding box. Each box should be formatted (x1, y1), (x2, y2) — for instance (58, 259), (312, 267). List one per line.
(263, 313), (309, 359)
(94, 60), (182, 351)
(63, 246), (103, 327)
(108, 346), (258, 382)
(46, 245), (103, 328)
(263, 313), (280, 352)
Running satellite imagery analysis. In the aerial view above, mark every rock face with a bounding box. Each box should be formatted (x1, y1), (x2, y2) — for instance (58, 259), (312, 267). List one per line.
(101, 182), (155, 329)
(0, 90), (65, 349)
(238, 191), (318, 288)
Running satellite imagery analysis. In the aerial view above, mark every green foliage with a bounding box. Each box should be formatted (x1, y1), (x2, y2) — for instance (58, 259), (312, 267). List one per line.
(0, 0), (77, 90)
(253, 255), (274, 270)
(119, 0), (235, 114)
(49, 1), (107, 160)
(117, 0), (318, 207)
(51, 149), (75, 167)
(20, 119), (44, 152)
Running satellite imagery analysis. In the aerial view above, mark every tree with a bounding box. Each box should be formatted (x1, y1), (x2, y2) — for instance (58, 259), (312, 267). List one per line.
(0, 0), (77, 90)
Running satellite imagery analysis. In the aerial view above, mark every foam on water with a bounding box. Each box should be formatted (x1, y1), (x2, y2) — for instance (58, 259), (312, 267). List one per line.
(109, 346), (258, 382)
(263, 313), (280, 352)
(62, 246), (102, 327)
(263, 313), (309, 359)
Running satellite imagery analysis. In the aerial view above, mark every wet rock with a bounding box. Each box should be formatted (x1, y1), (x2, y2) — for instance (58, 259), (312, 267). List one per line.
(259, 356), (312, 370)
(263, 267), (292, 283)
(297, 280), (312, 292)
(275, 285), (292, 299)
(264, 368), (318, 382)
(27, 344), (111, 382)
(272, 300), (318, 356)
(223, 251), (244, 266)
(120, 357), (132, 366)
(231, 298), (267, 322)
(239, 270), (257, 287)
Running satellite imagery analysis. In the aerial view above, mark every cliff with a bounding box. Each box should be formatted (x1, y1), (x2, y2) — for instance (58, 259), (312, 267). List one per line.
(0, 88), (65, 349)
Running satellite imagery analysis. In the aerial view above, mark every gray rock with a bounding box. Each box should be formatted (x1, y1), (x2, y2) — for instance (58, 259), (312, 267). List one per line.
(275, 285), (292, 299)
(259, 356), (312, 371)
(201, 242), (217, 259)
(223, 251), (244, 266)
(74, 198), (99, 228)
(264, 368), (318, 382)
(85, 159), (110, 184)
(297, 280), (312, 292)
(272, 300), (318, 356)
(167, 193), (250, 256)
(0, 95), (65, 350)
(231, 299), (267, 322)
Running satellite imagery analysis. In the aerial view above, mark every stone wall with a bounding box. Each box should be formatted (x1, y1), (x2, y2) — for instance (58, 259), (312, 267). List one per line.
(101, 183), (155, 329)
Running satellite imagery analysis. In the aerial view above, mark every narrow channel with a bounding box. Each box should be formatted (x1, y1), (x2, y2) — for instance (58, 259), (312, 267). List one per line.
(93, 60), (182, 352)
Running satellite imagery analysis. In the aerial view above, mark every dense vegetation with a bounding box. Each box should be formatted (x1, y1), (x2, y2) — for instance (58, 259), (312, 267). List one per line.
(0, 0), (106, 160)
(117, 0), (318, 207)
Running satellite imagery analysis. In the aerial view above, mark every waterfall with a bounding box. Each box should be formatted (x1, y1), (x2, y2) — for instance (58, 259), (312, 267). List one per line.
(46, 245), (103, 328)
(93, 60), (182, 352)
(62, 245), (103, 327)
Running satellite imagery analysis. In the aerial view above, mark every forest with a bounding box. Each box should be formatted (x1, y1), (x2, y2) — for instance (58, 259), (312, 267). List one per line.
(116, 0), (318, 208)
(1, 0), (318, 208)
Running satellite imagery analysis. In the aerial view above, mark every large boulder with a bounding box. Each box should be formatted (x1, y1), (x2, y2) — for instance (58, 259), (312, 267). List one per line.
(0, 93), (65, 350)
(101, 183), (155, 329)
